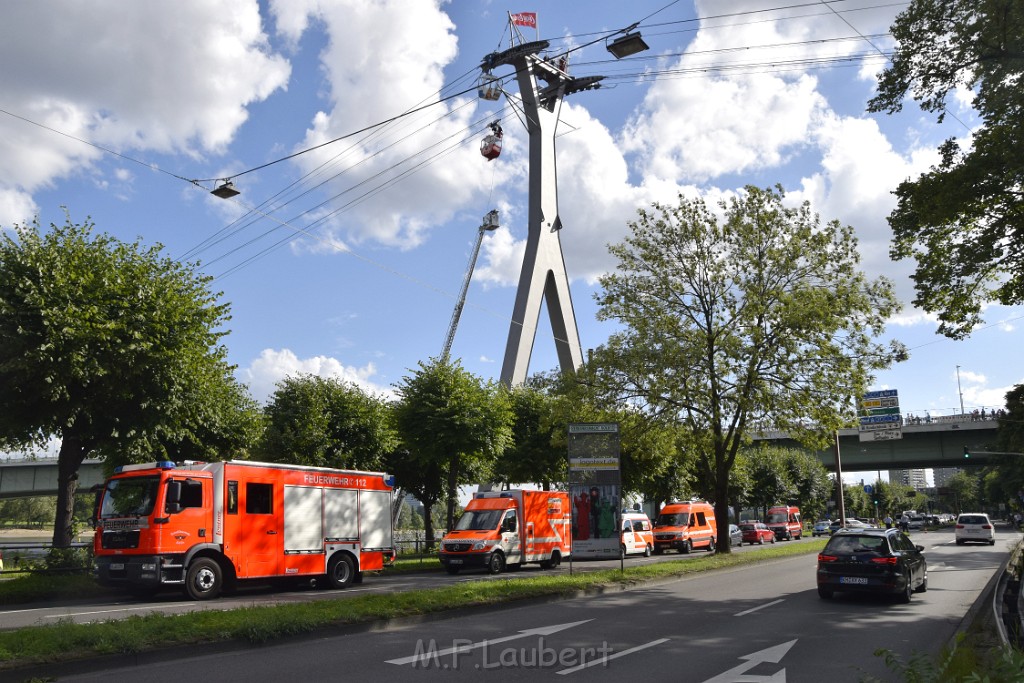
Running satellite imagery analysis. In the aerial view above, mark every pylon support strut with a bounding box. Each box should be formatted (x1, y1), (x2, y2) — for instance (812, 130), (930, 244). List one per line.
(499, 52), (585, 387)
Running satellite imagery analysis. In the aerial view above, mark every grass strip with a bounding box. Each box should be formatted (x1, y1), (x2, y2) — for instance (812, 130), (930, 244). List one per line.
(0, 540), (824, 671)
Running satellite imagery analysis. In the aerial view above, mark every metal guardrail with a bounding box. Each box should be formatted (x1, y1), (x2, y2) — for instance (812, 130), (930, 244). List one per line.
(0, 542), (92, 573)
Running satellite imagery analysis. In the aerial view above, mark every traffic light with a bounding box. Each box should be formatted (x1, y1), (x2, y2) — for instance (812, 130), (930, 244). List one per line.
(963, 446), (970, 458)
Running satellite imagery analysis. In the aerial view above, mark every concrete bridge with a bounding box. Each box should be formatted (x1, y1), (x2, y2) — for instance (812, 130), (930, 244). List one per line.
(756, 417), (1002, 471)
(0, 459), (106, 499)
(0, 418), (1006, 497)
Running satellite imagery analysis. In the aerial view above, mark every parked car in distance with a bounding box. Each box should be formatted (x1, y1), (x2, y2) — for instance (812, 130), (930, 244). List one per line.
(817, 527), (927, 602)
(908, 515), (926, 530)
(954, 513), (995, 545)
(812, 520), (832, 537)
(828, 518), (871, 535)
(740, 522), (776, 545)
(620, 512), (655, 557)
(728, 524), (742, 548)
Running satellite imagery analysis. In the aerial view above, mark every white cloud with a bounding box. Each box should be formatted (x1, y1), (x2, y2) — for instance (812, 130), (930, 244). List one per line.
(0, 190), (38, 228)
(0, 0), (291, 225)
(267, 0), (501, 251)
(239, 348), (390, 404)
(622, 72), (827, 183)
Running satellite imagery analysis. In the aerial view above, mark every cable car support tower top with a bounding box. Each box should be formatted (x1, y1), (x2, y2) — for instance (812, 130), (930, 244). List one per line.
(479, 23), (604, 387)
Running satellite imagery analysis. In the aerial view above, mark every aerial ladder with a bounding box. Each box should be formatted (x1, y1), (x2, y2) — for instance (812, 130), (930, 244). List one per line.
(441, 210), (500, 361)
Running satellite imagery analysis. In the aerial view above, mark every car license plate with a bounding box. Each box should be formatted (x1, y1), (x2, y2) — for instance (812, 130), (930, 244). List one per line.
(110, 563), (125, 570)
(449, 559), (462, 565)
(840, 576), (868, 585)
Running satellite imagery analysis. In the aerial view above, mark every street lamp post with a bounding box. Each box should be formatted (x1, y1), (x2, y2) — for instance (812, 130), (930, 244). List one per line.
(956, 365), (965, 415)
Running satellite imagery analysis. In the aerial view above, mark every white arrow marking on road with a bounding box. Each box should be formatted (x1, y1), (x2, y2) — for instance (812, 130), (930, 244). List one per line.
(557, 638), (670, 675)
(385, 619), (593, 665)
(699, 639), (797, 683)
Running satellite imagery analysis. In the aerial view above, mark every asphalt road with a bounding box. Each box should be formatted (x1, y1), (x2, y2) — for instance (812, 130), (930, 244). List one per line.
(0, 530), (778, 630)
(7, 525), (1019, 682)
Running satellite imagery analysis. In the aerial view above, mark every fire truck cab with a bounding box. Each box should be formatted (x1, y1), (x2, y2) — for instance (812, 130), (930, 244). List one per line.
(92, 460), (395, 600)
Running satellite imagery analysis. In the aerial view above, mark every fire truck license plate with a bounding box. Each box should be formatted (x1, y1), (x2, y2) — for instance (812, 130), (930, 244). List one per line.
(449, 559), (463, 564)
(110, 563), (125, 570)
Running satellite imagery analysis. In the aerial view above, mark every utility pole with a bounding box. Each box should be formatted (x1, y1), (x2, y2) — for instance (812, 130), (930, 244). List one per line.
(480, 40), (603, 387)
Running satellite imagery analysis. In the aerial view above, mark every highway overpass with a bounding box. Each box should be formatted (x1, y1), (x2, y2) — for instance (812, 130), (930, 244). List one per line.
(756, 417), (1002, 471)
(0, 459), (106, 499)
(0, 418), (1007, 498)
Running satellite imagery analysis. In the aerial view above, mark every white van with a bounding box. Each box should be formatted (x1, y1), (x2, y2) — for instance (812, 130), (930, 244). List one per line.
(620, 512), (654, 557)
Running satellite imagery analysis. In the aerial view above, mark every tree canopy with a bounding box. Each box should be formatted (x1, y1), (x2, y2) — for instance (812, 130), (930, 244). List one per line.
(591, 186), (904, 551)
(0, 215), (258, 546)
(259, 374), (395, 472)
(392, 358), (513, 535)
(868, 0), (1024, 338)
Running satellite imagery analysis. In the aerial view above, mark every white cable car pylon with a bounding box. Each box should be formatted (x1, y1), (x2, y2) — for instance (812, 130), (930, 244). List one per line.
(441, 209), (500, 361)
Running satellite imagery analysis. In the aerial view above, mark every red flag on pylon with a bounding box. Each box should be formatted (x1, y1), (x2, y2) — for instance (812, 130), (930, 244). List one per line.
(511, 12), (537, 29)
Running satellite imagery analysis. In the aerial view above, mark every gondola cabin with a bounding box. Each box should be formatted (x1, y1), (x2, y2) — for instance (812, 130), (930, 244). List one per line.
(477, 72), (502, 101)
(480, 121), (503, 161)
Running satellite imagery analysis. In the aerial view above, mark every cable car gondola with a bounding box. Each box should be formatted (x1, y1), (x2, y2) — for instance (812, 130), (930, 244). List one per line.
(477, 71), (502, 101)
(480, 121), (503, 161)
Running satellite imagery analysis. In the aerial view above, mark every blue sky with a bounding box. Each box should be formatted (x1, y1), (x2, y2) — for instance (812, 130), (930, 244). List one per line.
(2, 1), (1021, 484)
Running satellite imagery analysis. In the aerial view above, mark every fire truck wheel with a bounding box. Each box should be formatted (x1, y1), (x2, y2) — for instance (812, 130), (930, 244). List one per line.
(681, 539), (692, 554)
(327, 554), (356, 589)
(707, 537), (715, 552)
(185, 558), (223, 600)
(487, 551), (505, 575)
(644, 544), (652, 557)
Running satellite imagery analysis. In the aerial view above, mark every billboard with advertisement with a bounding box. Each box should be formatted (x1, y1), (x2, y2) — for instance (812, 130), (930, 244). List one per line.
(568, 423), (621, 558)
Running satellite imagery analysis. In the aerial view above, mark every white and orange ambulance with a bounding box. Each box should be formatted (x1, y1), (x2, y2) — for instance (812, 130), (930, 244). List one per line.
(438, 490), (571, 575)
(92, 460), (394, 600)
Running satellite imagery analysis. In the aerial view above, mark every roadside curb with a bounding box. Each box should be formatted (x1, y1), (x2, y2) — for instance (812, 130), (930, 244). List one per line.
(947, 534), (1023, 653)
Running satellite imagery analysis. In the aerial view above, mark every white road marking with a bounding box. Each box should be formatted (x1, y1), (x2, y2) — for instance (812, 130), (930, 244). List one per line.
(734, 599), (784, 617)
(557, 638), (670, 675)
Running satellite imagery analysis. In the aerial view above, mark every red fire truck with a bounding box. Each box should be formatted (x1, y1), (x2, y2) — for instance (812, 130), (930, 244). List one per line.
(92, 460), (395, 600)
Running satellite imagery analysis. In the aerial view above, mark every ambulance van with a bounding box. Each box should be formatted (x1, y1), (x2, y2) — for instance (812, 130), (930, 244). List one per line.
(439, 490), (571, 575)
(653, 500), (717, 554)
(620, 511), (654, 557)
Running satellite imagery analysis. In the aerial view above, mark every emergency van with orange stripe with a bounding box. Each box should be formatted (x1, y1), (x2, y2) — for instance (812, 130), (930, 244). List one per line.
(438, 490), (571, 575)
(92, 460), (395, 600)
(653, 500), (717, 554)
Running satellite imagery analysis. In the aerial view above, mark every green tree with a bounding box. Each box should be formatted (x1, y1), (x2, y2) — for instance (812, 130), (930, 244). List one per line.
(537, 368), (690, 506)
(782, 449), (832, 522)
(259, 374), (396, 472)
(988, 385), (1024, 511)
(492, 381), (565, 490)
(0, 215), (258, 547)
(741, 447), (795, 518)
(392, 358), (513, 533)
(868, 0), (1024, 338)
(945, 471), (980, 513)
(591, 186), (904, 552)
